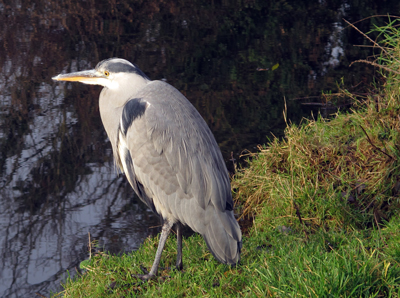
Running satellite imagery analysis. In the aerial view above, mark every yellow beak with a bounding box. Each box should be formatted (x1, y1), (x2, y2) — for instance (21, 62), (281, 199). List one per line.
(52, 69), (105, 85)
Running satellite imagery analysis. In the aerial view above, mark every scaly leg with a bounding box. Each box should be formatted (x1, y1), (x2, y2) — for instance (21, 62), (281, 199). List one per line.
(176, 222), (183, 270)
(136, 218), (174, 280)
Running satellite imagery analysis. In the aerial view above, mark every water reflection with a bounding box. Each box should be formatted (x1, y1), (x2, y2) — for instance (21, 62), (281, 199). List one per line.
(0, 68), (160, 296)
(0, 0), (399, 297)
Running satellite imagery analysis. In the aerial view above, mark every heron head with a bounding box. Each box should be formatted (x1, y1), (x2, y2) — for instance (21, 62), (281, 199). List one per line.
(52, 58), (150, 90)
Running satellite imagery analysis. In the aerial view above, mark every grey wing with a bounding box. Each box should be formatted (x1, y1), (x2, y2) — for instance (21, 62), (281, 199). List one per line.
(120, 81), (242, 264)
(121, 81), (232, 229)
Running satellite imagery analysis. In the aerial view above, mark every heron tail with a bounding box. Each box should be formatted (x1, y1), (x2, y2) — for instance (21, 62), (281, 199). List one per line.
(202, 209), (242, 265)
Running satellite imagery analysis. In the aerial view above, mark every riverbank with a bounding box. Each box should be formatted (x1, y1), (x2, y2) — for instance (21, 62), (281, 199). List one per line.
(55, 20), (400, 297)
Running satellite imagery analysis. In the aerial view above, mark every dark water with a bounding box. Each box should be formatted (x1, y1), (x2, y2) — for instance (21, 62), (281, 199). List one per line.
(0, 1), (399, 297)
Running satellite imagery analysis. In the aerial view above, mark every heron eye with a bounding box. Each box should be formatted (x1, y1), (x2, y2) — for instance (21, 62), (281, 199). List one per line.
(104, 71), (110, 77)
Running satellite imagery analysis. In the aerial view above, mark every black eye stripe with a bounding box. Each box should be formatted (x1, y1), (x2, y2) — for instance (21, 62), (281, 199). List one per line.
(95, 59), (150, 80)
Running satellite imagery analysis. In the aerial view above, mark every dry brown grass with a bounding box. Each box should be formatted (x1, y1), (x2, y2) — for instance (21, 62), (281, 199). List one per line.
(233, 20), (400, 231)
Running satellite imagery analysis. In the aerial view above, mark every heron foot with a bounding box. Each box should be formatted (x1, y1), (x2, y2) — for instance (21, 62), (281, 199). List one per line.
(176, 261), (183, 271)
(133, 273), (156, 281)
(133, 264), (183, 281)
(131, 265), (155, 281)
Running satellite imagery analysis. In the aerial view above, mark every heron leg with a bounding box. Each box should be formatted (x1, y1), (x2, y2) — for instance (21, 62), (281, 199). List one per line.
(136, 218), (174, 280)
(176, 222), (183, 271)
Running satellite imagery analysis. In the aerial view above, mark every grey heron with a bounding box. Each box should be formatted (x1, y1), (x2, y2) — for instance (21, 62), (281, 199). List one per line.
(52, 58), (242, 280)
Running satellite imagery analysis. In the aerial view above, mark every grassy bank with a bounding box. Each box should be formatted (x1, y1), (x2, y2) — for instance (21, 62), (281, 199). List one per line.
(56, 20), (400, 297)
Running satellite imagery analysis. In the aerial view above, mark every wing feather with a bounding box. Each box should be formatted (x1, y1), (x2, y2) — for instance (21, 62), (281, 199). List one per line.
(124, 81), (232, 221)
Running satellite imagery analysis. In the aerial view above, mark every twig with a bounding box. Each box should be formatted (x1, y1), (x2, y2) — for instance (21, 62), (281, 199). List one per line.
(230, 151), (237, 172)
(293, 201), (308, 240)
(290, 95), (321, 101)
(350, 59), (400, 75)
(343, 15), (400, 29)
(293, 201), (304, 226)
(359, 125), (394, 160)
(343, 19), (400, 66)
(374, 210), (383, 241)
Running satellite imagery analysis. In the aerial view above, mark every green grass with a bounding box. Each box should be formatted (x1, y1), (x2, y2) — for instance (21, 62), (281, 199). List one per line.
(56, 217), (400, 297)
(55, 19), (400, 297)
